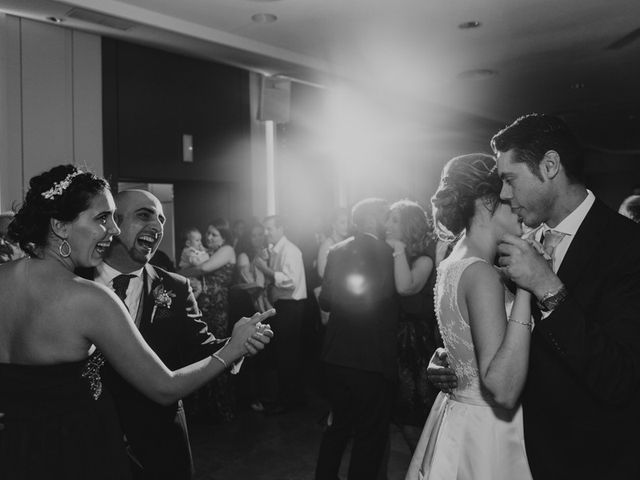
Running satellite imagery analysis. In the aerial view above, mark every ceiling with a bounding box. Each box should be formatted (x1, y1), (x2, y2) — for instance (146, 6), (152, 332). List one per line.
(3, 0), (640, 152)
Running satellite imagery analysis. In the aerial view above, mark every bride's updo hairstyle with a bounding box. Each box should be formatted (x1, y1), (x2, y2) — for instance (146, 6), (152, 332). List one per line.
(8, 164), (109, 256)
(431, 153), (502, 242)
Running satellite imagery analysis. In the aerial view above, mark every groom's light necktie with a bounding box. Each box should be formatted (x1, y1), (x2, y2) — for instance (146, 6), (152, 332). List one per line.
(541, 229), (566, 271)
(112, 274), (135, 310)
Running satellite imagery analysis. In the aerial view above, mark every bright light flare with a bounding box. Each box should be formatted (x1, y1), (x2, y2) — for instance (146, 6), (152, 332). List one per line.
(345, 273), (367, 296)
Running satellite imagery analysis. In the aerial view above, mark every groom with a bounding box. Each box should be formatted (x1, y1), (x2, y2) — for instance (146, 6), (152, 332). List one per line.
(430, 114), (640, 479)
(84, 189), (228, 480)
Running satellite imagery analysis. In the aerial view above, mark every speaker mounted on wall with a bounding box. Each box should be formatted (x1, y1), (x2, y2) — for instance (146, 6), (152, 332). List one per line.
(257, 75), (291, 124)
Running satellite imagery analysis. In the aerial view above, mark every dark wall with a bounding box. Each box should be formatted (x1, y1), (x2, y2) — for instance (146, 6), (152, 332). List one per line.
(103, 39), (251, 184)
(102, 39), (253, 259)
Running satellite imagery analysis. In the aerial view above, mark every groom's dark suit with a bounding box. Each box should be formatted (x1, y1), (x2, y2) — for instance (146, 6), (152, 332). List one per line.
(523, 199), (640, 479)
(81, 263), (223, 480)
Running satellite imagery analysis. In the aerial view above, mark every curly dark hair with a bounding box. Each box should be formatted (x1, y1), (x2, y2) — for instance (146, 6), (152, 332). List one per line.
(389, 199), (433, 262)
(490, 113), (584, 183)
(8, 164), (109, 256)
(431, 154), (502, 241)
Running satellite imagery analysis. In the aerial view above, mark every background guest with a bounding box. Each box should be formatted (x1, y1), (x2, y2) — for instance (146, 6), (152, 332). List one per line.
(178, 227), (210, 298)
(230, 222), (273, 412)
(315, 198), (398, 480)
(384, 199), (440, 453)
(255, 215), (308, 415)
(179, 218), (237, 423)
(234, 222), (272, 313)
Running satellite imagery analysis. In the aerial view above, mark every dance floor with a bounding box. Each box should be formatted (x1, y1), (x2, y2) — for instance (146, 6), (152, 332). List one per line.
(189, 393), (412, 480)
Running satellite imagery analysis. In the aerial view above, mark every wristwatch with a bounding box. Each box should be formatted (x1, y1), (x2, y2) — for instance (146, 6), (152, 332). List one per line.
(537, 285), (568, 312)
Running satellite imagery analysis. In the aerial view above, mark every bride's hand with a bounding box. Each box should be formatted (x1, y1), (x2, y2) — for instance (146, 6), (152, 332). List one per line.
(227, 309), (275, 359)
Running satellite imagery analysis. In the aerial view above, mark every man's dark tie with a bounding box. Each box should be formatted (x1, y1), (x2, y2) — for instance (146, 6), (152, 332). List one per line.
(112, 274), (135, 308)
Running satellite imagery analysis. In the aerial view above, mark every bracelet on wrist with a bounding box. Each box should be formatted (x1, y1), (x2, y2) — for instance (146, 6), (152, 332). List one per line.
(508, 317), (533, 330)
(212, 352), (228, 369)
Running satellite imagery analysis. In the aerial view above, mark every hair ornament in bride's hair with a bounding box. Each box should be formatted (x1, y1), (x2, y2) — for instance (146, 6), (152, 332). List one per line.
(41, 170), (83, 200)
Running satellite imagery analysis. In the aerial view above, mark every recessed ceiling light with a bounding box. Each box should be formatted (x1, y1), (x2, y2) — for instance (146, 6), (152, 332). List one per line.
(459, 21), (482, 29)
(252, 13), (278, 23)
(46, 16), (64, 23)
(458, 69), (497, 80)
(570, 82), (585, 90)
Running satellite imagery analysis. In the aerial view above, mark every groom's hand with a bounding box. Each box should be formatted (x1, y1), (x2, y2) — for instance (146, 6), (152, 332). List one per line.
(427, 348), (457, 393)
(498, 233), (563, 298)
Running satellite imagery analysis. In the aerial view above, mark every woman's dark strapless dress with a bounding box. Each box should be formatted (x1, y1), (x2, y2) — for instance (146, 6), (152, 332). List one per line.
(0, 354), (131, 480)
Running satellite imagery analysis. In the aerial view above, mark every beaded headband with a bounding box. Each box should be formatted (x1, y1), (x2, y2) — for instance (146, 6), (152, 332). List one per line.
(41, 170), (83, 200)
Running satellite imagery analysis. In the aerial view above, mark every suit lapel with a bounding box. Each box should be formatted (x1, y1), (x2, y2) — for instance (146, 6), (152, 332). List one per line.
(139, 264), (162, 335)
(556, 199), (609, 290)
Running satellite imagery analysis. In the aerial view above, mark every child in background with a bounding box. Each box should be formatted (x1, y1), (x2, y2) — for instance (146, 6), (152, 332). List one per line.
(179, 227), (210, 298)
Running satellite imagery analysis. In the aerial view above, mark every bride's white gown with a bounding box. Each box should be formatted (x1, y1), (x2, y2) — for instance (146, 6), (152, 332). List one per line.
(406, 257), (532, 480)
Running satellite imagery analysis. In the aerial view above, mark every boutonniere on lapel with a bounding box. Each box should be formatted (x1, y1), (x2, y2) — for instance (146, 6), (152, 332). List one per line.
(151, 284), (176, 324)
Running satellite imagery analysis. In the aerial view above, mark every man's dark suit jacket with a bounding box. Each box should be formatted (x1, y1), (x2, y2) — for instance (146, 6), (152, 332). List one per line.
(319, 233), (398, 379)
(81, 263), (223, 480)
(523, 199), (640, 479)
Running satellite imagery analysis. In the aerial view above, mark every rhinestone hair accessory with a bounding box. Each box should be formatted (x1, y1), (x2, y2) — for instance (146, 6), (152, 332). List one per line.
(41, 170), (83, 200)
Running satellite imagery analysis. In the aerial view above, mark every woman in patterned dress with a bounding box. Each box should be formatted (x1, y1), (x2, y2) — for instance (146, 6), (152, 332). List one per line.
(179, 218), (237, 422)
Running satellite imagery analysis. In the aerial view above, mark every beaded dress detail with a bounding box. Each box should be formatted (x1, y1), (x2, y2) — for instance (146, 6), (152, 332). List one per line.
(81, 350), (106, 400)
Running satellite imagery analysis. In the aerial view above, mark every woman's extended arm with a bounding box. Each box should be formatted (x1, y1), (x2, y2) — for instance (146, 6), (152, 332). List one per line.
(388, 240), (433, 296)
(81, 284), (273, 406)
(178, 245), (235, 276)
(317, 238), (332, 279)
(464, 262), (531, 409)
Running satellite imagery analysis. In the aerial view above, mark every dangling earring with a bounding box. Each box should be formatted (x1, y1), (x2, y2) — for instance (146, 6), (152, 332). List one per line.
(59, 239), (71, 258)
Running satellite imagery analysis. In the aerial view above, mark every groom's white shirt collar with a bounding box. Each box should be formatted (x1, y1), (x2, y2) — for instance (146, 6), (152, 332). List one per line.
(536, 189), (595, 272)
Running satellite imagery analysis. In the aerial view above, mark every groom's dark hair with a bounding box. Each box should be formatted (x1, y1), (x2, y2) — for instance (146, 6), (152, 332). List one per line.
(490, 113), (584, 184)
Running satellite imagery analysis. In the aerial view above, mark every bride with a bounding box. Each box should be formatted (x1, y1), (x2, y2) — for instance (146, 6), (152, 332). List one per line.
(405, 154), (533, 480)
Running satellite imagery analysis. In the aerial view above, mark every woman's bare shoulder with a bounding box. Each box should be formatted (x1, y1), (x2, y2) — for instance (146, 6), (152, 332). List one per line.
(460, 260), (502, 293)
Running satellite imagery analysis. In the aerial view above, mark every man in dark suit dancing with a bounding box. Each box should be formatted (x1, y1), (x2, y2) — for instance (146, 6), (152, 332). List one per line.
(430, 114), (640, 479)
(90, 189), (230, 480)
(315, 198), (399, 480)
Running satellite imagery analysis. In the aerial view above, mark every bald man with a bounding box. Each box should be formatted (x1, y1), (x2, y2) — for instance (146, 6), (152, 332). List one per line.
(81, 190), (227, 480)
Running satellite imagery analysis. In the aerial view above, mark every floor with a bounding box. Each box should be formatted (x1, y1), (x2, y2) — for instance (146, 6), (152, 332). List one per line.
(189, 394), (413, 480)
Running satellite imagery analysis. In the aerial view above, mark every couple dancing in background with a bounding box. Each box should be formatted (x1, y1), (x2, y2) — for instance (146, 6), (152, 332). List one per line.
(0, 165), (274, 479)
(407, 114), (640, 479)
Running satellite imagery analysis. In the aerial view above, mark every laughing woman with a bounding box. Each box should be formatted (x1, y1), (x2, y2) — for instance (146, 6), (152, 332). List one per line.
(0, 165), (273, 480)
